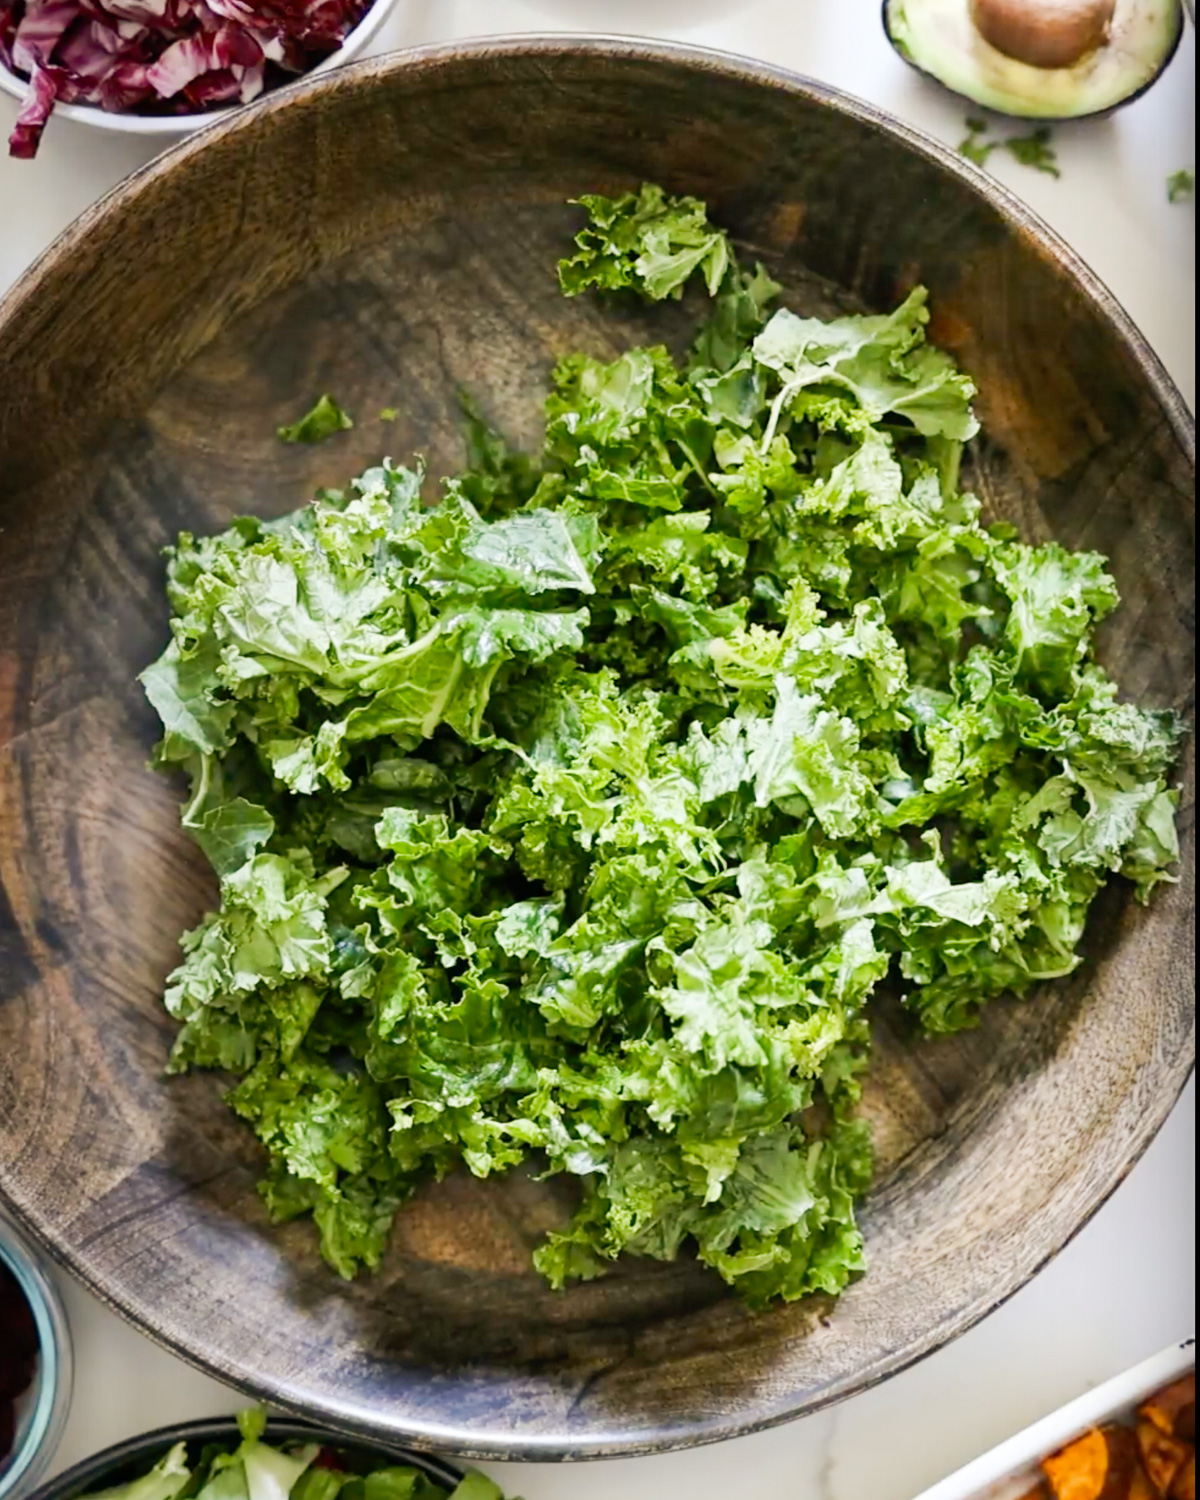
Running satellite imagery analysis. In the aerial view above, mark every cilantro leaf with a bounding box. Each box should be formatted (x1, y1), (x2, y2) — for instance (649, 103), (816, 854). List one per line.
(958, 118), (1061, 179)
(958, 117), (999, 168)
(1004, 126), (1061, 178)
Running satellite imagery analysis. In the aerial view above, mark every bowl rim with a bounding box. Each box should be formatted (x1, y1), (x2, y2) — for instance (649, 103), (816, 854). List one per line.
(0, 1211), (74, 1500)
(0, 0), (399, 138)
(23, 1418), (465, 1500)
(0, 32), (1193, 1464)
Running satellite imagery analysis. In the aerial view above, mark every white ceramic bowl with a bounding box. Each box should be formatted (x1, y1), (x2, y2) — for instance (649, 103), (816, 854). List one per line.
(0, 0), (399, 143)
(916, 1339), (1196, 1500)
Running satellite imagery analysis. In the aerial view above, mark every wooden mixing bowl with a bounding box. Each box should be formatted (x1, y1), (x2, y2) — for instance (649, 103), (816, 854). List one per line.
(0, 36), (1193, 1461)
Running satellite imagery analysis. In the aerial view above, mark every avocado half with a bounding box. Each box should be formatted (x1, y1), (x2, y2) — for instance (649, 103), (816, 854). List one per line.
(884, 0), (1183, 119)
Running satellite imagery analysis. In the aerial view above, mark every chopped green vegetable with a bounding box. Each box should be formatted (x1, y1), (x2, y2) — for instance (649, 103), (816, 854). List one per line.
(1004, 125), (1061, 178)
(379, 408), (400, 423)
(89, 1443), (193, 1500)
(144, 185), (1181, 1307)
(237, 1412), (268, 1444)
(1168, 168), (1195, 203)
(958, 117), (1061, 178)
(557, 181), (733, 301)
(958, 116), (998, 167)
(278, 394), (355, 445)
(81, 1418), (513, 1500)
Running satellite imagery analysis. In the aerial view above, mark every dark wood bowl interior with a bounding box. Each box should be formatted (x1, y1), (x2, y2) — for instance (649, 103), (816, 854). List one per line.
(0, 37), (1193, 1461)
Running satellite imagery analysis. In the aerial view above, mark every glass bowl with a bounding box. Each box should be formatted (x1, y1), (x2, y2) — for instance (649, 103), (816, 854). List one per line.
(0, 1211), (73, 1500)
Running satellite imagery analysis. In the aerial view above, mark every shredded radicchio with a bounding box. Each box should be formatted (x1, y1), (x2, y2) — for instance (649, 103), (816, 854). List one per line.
(2, 0), (373, 157)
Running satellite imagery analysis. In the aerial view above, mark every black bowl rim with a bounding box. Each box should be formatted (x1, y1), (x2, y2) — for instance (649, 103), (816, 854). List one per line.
(0, 30), (1194, 1465)
(25, 1420), (464, 1500)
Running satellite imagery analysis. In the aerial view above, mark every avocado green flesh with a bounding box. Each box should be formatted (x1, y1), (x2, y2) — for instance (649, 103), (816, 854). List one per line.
(886, 0), (1182, 118)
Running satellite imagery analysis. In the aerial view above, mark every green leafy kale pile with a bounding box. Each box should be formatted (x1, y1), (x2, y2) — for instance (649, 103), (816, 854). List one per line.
(142, 183), (1182, 1306)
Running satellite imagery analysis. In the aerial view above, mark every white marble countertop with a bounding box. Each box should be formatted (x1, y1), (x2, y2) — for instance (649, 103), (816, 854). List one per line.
(2, 4), (1195, 1498)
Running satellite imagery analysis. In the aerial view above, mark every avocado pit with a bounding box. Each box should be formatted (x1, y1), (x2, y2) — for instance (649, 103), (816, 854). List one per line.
(969, 0), (1116, 68)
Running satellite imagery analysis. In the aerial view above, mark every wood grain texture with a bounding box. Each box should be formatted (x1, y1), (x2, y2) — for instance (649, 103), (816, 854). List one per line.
(0, 37), (1194, 1461)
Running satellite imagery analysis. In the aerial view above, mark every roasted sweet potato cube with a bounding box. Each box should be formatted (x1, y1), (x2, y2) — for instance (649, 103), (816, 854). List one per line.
(1043, 1425), (1141, 1500)
(1138, 1418), (1191, 1494)
(1132, 1464), (1165, 1500)
(1170, 1454), (1196, 1500)
(1142, 1377), (1197, 1444)
(1044, 1428), (1109, 1499)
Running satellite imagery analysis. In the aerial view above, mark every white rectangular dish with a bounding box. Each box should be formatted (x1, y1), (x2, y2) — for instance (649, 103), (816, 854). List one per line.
(917, 1338), (1196, 1500)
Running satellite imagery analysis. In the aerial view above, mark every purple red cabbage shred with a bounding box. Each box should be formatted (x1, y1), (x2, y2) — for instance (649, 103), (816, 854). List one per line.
(2, 0), (373, 158)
